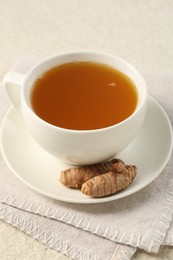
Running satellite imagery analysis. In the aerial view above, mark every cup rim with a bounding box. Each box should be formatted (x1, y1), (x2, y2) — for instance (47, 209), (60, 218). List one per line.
(22, 51), (148, 133)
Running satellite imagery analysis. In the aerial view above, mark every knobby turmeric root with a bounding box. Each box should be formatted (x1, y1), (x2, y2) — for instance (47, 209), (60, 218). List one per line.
(81, 165), (137, 198)
(59, 158), (125, 189)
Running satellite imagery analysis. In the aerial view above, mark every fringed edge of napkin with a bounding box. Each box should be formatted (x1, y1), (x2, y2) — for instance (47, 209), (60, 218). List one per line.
(0, 203), (88, 260)
(1, 177), (173, 254)
(146, 176), (173, 252)
(0, 202), (136, 260)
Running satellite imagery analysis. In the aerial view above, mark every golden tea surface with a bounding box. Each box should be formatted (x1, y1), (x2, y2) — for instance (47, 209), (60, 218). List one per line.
(31, 62), (137, 130)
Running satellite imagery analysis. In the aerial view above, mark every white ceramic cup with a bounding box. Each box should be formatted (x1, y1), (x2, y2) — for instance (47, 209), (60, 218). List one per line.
(3, 52), (148, 165)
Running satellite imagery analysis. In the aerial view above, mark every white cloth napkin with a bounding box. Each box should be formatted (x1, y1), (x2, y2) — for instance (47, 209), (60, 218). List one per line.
(0, 58), (173, 260)
(0, 202), (136, 260)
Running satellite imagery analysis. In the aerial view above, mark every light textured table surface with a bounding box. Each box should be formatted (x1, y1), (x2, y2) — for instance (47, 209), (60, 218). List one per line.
(0, 0), (173, 259)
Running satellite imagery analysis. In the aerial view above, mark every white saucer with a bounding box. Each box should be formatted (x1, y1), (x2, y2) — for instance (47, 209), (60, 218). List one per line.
(0, 96), (172, 204)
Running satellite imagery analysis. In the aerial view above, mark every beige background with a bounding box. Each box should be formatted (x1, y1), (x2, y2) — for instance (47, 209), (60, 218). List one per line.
(0, 0), (173, 259)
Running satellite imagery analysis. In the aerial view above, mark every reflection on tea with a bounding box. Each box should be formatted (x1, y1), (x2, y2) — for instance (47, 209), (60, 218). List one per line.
(31, 62), (138, 130)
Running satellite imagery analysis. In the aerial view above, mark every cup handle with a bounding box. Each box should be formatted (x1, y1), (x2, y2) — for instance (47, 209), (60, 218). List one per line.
(3, 72), (25, 111)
